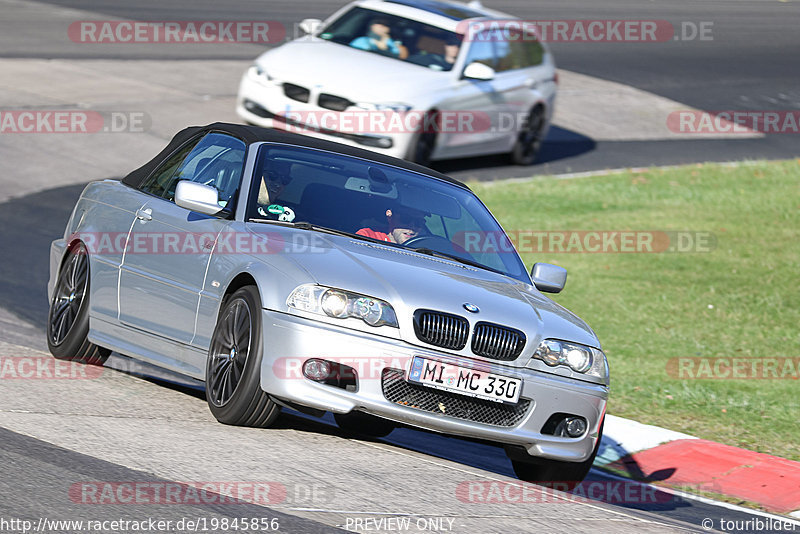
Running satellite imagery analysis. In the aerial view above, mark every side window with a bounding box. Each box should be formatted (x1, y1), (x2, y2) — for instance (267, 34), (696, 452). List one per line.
(463, 32), (495, 68)
(141, 133), (247, 209)
(140, 138), (201, 199)
(495, 30), (544, 72)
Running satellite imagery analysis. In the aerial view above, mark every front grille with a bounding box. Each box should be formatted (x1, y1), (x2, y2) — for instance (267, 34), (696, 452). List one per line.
(413, 310), (469, 350)
(472, 322), (526, 361)
(283, 83), (310, 103)
(318, 93), (352, 111)
(382, 369), (530, 427)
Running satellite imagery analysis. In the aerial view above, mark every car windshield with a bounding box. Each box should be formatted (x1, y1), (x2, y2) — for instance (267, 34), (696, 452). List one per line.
(319, 7), (463, 72)
(247, 144), (529, 283)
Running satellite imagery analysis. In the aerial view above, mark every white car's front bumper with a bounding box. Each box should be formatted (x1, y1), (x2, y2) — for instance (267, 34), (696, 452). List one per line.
(260, 309), (608, 463)
(236, 73), (414, 160)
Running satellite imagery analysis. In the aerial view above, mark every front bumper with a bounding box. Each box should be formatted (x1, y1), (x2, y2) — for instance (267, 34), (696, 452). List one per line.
(260, 309), (608, 463)
(236, 74), (413, 160)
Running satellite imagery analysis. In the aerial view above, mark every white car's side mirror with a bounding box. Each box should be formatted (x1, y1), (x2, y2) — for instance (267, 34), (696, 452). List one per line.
(463, 62), (496, 81)
(531, 263), (567, 293)
(299, 18), (323, 36)
(174, 181), (223, 216)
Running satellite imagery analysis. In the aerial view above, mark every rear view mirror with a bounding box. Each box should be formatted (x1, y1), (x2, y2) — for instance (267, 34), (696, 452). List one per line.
(299, 18), (323, 36)
(463, 62), (496, 81)
(175, 181), (222, 216)
(531, 263), (567, 293)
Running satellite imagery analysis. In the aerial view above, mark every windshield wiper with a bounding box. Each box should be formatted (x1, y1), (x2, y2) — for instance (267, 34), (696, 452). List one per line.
(409, 247), (506, 276)
(248, 218), (375, 241)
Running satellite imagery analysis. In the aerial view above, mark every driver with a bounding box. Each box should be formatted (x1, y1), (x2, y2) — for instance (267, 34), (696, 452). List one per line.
(357, 207), (426, 245)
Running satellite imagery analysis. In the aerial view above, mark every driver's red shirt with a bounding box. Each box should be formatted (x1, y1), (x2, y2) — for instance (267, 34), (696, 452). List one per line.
(356, 228), (392, 242)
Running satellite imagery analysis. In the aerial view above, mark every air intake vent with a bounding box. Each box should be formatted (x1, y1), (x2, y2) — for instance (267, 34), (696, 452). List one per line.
(471, 322), (525, 361)
(413, 309), (469, 350)
(283, 83), (310, 103)
(318, 93), (352, 111)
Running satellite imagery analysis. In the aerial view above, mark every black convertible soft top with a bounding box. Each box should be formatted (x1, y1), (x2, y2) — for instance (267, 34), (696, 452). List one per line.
(121, 122), (469, 191)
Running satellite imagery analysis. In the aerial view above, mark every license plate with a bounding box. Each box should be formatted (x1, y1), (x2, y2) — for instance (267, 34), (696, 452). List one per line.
(407, 357), (521, 404)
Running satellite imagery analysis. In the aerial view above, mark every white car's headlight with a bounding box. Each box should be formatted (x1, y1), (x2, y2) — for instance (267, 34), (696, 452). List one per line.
(247, 64), (272, 82)
(533, 339), (609, 382)
(287, 284), (398, 328)
(354, 102), (412, 113)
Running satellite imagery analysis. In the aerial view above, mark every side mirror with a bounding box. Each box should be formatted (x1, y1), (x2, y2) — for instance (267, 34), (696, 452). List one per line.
(531, 263), (567, 293)
(462, 61), (496, 81)
(175, 181), (223, 216)
(299, 18), (323, 36)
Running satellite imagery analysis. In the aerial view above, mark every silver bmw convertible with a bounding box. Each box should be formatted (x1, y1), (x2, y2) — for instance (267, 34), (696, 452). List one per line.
(47, 122), (608, 483)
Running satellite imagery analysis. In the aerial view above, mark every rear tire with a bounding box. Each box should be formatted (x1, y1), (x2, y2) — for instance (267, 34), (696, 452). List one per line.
(334, 411), (396, 438)
(47, 242), (109, 366)
(508, 420), (603, 489)
(206, 286), (280, 427)
(509, 106), (546, 165)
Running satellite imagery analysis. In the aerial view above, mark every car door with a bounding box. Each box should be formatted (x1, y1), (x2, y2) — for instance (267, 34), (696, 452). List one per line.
(491, 28), (550, 149)
(119, 132), (247, 344)
(434, 30), (508, 159)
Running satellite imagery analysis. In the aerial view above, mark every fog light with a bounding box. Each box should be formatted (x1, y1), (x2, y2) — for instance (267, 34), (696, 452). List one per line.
(565, 417), (587, 437)
(303, 359), (331, 381)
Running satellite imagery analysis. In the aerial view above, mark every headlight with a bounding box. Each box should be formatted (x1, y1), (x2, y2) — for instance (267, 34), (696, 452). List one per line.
(354, 102), (412, 113)
(533, 339), (609, 382)
(287, 284), (398, 328)
(247, 64), (271, 82)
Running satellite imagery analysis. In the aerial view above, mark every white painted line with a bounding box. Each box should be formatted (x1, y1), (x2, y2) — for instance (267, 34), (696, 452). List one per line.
(596, 414), (697, 466)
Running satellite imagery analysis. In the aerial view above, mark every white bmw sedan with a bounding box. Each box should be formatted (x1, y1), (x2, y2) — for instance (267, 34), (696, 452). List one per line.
(237, 0), (557, 166)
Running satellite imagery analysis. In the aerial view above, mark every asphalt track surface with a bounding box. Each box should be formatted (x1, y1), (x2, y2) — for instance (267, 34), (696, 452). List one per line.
(1, 0), (799, 178)
(1, 0), (800, 533)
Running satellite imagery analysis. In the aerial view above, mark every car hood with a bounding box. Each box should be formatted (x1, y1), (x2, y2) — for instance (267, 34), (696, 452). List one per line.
(248, 226), (599, 350)
(256, 40), (453, 104)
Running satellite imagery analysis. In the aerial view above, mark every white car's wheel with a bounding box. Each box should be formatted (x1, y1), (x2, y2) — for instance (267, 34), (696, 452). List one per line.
(510, 106), (546, 165)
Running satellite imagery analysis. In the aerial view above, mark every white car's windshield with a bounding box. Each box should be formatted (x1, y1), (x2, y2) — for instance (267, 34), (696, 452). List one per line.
(319, 7), (463, 72)
(248, 144), (529, 282)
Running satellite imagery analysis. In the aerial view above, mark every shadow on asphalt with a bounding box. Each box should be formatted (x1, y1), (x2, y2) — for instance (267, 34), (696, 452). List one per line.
(0, 182), (89, 329)
(433, 126), (596, 177)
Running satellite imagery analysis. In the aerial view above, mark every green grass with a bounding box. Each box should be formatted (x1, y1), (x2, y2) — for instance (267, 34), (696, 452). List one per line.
(470, 160), (800, 461)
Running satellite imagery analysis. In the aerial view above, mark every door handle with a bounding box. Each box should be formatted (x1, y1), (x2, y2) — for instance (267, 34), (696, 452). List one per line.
(135, 208), (152, 222)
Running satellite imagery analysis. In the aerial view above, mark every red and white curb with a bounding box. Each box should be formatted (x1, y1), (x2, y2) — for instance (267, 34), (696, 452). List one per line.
(601, 414), (800, 516)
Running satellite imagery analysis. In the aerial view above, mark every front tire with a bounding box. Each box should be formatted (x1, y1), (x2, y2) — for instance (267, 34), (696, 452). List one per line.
(206, 286), (280, 427)
(47, 242), (109, 365)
